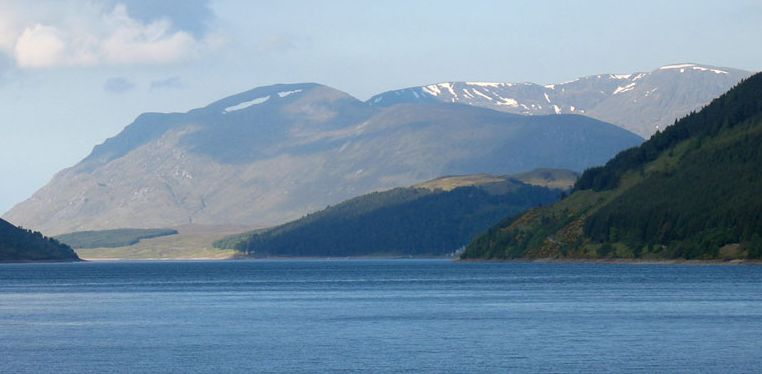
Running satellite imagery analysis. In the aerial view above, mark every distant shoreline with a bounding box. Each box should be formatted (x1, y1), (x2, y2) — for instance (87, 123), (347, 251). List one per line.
(457, 257), (762, 266)
(78, 254), (452, 262)
(6, 256), (761, 265)
(0, 258), (82, 264)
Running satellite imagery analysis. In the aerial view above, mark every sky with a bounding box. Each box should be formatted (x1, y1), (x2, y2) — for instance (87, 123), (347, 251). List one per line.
(0, 0), (761, 214)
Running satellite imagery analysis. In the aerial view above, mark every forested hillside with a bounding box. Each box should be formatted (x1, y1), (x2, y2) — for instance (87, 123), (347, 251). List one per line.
(215, 173), (567, 257)
(0, 218), (79, 262)
(55, 228), (178, 249)
(462, 73), (762, 261)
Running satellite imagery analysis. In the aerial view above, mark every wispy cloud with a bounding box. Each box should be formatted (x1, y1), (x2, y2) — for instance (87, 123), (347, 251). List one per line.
(0, 1), (221, 69)
(150, 76), (185, 90)
(103, 77), (135, 93)
(105, 0), (214, 38)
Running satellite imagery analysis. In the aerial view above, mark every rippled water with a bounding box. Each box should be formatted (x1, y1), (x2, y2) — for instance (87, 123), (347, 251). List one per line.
(1, 260), (760, 373)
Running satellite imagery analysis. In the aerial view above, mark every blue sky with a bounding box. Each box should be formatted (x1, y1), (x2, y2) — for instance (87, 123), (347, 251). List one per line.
(1, 0), (761, 214)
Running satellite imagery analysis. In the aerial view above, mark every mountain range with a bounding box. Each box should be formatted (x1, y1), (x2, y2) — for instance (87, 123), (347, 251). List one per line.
(369, 63), (751, 138)
(4, 83), (640, 235)
(214, 169), (576, 257)
(4, 63), (750, 237)
(461, 72), (762, 261)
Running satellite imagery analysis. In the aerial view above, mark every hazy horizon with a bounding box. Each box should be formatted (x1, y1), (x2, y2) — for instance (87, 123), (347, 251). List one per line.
(1, 0), (761, 214)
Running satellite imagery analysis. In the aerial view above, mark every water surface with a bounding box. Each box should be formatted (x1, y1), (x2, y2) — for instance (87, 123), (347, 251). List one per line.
(1, 260), (760, 373)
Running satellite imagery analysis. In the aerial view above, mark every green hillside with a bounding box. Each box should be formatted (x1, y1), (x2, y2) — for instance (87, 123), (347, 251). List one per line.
(462, 73), (762, 261)
(55, 228), (179, 249)
(418, 169), (578, 191)
(214, 172), (568, 257)
(0, 218), (79, 262)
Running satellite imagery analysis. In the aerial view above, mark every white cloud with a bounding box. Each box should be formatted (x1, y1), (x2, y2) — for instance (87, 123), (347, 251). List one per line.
(99, 4), (200, 65)
(1, 2), (218, 69)
(0, 4), (21, 52)
(14, 24), (69, 68)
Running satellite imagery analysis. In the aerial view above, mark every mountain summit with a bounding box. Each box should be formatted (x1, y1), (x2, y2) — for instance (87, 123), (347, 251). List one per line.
(4, 83), (640, 235)
(369, 64), (752, 137)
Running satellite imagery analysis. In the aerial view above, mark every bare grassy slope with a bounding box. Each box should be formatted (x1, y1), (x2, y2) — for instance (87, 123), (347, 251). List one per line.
(6, 84), (639, 235)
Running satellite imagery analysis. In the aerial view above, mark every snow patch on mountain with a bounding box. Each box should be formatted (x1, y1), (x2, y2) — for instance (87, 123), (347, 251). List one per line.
(497, 98), (519, 107)
(422, 85), (441, 96)
(660, 63), (695, 70)
(613, 82), (637, 95)
(659, 63), (728, 74)
(442, 83), (457, 97)
(691, 66), (729, 74)
(422, 83), (457, 97)
(472, 89), (494, 101)
(278, 89), (303, 98)
(465, 82), (504, 88)
(365, 63), (750, 138)
(224, 96), (271, 112)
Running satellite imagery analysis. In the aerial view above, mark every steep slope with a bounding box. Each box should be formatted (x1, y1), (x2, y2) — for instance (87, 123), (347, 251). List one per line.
(214, 171), (571, 257)
(369, 63), (752, 137)
(0, 218), (79, 262)
(5, 84), (640, 235)
(461, 73), (762, 261)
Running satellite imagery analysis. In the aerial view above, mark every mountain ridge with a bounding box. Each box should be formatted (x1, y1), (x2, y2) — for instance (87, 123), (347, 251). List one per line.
(368, 63), (753, 137)
(5, 83), (641, 235)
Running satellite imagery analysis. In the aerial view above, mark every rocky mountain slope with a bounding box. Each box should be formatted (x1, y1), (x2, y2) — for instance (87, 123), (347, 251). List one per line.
(461, 73), (762, 261)
(369, 63), (752, 138)
(4, 83), (640, 235)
